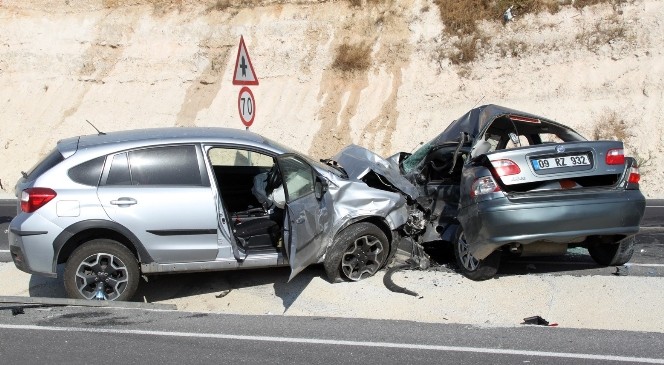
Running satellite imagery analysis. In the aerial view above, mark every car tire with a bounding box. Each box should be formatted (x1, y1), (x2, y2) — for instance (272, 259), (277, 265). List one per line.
(588, 236), (635, 266)
(64, 239), (139, 301)
(453, 226), (500, 281)
(324, 222), (390, 283)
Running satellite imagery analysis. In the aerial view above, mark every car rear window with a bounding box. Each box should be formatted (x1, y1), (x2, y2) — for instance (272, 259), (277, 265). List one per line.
(68, 156), (105, 186)
(26, 148), (65, 180)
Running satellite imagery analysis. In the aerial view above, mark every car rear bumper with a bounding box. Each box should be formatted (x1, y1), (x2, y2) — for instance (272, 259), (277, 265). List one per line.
(8, 218), (58, 277)
(458, 189), (646, 260)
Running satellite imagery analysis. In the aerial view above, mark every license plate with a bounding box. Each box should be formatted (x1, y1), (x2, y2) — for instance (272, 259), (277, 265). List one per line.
(531, 154), (590, 170)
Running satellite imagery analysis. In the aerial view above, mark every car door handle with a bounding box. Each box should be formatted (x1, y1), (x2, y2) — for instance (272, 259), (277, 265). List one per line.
(294, 213), (305, 224)
(110, 198), (137, 206)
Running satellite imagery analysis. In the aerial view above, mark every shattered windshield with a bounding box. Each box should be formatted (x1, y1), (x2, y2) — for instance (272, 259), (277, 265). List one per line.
(401, 141), (433, 174)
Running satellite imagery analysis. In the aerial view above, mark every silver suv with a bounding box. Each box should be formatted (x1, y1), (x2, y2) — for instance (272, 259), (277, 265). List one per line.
(9, 128), (411, 300)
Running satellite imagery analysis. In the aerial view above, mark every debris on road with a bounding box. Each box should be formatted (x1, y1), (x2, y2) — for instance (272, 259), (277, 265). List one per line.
(215, 290), (232, 298)
(613, 266), (630, 276)
(383, 237), (430, 297)
(522, 315), (558, 327)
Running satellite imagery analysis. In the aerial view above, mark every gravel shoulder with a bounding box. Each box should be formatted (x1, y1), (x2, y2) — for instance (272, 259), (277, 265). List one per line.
(2, 262), (663, 333)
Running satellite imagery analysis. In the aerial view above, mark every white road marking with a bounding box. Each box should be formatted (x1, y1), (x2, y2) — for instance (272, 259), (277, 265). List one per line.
(0, 250), (9, 253)
(1, 324), (663, 363)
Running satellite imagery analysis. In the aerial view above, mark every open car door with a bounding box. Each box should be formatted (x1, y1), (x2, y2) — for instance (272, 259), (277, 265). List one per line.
(275, 154), (326, 280)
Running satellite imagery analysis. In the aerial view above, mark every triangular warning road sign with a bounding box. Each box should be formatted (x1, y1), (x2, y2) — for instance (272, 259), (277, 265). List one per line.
(232, 36), (259, 86)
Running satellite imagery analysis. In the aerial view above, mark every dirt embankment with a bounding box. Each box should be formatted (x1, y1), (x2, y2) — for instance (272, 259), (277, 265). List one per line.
(0, 0), (662, 197)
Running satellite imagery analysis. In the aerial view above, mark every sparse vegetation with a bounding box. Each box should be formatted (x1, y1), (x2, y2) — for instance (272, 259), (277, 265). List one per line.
(448, 34), (484, 65)
(592, 110), (631, 142)
(332, 43), (372, 72)
(432, 0), (625, 67)
(496, 39), (530, 58)
(633, 151), (654, 173)
(576, 14), (628, 52)
(207, 0), (231, 11)
(591, 110), (654, 174)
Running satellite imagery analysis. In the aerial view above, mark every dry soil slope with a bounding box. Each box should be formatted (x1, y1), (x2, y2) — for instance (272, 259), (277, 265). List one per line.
(0, 0), (662, 197)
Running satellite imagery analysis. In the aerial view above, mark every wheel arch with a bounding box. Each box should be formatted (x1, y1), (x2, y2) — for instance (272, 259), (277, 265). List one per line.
(336, 216), (393, 248)
(53, 220), (153, 273)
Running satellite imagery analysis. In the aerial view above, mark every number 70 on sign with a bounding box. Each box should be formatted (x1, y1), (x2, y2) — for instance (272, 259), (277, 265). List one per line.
(238, 87), (256, 128)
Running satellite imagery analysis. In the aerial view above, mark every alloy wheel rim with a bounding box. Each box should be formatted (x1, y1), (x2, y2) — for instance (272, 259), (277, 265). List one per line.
(458, 232), (479, 271)
(341, 235), (386, 281)
(74, 253), (129, 300)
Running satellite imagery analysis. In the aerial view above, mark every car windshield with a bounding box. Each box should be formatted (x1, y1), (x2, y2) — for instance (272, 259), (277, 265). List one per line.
(401, 141), (434, 174)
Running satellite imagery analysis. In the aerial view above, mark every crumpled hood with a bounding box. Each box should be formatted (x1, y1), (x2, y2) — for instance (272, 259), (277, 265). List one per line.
(332, 145), (420, 200)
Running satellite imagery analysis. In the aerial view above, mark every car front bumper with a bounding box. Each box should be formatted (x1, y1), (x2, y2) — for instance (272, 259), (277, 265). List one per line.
(458, 189), (646, 260)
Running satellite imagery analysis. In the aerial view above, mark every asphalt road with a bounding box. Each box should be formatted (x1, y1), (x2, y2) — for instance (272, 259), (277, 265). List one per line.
(1, 305), (663, 364)
(2, 199), (663, 278)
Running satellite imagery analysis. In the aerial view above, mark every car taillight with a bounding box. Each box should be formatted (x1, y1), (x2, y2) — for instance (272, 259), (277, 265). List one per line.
(21, 188), (57, 213)
(470, 176), (501, 198)
(606, 148), (625, 165)
(628, 164), (640, 184)
(490, 159), (521, 176)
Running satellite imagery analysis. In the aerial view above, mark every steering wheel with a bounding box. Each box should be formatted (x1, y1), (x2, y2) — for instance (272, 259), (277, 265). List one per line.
(266, 163), (281, 195)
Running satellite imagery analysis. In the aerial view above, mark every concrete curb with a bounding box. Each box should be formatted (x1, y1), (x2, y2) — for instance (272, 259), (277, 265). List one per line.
(0, 295), (177, 311)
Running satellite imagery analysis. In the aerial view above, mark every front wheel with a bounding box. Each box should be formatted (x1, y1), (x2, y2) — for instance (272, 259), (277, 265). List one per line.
(453, 226), (500, 281)
(63, 239), (139, 301)
(324, 222), (390, 283)
(588, 236), (635, 266)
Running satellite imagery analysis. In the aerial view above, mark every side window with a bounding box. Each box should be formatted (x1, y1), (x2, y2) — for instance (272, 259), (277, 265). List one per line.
(206, 146), (276, 213)
(129, 145), (202, 186)
(105, 146), (202, 186)
(278, 156), (314, 202)
(106, 153), (131, 186)
(68, 156), (105, 186)
(208, 148), (273, 167)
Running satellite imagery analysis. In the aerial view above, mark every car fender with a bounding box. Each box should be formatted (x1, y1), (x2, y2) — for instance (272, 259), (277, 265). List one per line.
(52, 219), (154, 272)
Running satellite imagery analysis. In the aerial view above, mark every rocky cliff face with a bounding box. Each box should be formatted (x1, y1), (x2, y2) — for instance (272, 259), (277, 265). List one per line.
(0, 0), (662, 197)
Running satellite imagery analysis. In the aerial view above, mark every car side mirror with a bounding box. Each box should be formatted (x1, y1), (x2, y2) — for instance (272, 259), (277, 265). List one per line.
(314, 178), (328, 200)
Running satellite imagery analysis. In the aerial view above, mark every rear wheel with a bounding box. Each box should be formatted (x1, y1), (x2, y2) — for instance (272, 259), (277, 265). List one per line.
(324, 222), (390, 283)
(588, 236), (635, 266)
(453, 226), (500, 281)
(64, 239), (139, 301)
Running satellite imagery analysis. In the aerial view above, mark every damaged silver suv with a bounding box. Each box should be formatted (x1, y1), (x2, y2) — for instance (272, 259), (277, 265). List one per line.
(9, 128), (414, 300)
(394, 104), (646, 280)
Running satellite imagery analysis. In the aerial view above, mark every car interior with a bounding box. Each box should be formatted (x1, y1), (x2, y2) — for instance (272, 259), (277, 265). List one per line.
(207, 147), (284, 253)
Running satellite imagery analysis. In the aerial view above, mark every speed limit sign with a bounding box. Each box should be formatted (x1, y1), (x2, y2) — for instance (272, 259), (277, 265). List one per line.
(238, 87), (255, 128)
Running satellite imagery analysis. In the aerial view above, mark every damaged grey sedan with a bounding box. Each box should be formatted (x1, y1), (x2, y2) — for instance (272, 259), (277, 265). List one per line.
(356, 104), (645, 280)
(10, 128), (413, 301)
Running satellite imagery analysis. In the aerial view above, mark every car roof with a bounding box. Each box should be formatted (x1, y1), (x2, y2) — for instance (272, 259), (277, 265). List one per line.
(432, 104), (571, 145)
(76, 127), (268, 148)
(55, 127), (288, 157)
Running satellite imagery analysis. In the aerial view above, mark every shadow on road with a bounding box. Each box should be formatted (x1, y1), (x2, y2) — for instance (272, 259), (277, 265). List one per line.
(424, 233), (663, 278)
(28, 264), (66, 298)
(134, 265), (323, 307)
(21, 233), (662, 302)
